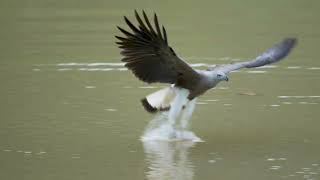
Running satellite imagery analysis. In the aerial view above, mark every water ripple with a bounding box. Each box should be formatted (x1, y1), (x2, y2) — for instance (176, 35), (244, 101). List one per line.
(32, 61), (320, 73)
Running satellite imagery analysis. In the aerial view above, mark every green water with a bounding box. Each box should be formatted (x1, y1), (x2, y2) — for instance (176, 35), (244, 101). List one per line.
(1, 0), (320, 179)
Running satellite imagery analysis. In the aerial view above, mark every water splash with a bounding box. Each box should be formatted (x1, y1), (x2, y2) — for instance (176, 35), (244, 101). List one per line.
(141, 89), (202, 142)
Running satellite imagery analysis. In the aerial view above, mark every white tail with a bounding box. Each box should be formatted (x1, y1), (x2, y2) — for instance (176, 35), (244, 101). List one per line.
(141, 86), (179, 113)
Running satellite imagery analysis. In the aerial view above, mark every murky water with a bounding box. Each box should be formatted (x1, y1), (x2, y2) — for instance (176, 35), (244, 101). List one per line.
(1, 0), (320, 179)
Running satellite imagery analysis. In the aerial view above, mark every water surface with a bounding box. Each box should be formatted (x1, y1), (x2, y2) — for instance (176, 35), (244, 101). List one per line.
(1, 0), (320, 179)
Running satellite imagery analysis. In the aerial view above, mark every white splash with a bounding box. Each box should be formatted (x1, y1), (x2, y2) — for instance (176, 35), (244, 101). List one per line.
(278, 95), (320, 99)
(57, 62), (125, 66)
(141, 88), (202, 142)
(247, 70), (267, 74)
(287, 66), (302, 69)
(78, 68), (113, 71)
(307, 67), (320, 70)
(57, 68), (72, 71)
(270, 104), (280, 107)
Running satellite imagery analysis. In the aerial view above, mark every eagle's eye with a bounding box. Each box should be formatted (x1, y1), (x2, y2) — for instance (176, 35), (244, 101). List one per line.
(217, 74), (222, 77)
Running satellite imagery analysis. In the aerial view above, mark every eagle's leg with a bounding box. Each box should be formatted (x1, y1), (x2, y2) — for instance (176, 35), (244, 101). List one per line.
(179, 98), (197, 130)
(168, 88), (189, 128)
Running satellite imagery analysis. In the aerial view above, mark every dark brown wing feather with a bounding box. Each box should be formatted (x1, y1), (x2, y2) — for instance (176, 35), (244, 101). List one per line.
(116, 10), (200, 90)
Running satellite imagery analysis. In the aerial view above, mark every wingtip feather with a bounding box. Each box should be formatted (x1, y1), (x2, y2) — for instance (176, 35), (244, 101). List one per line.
(283, 37), (298, 49)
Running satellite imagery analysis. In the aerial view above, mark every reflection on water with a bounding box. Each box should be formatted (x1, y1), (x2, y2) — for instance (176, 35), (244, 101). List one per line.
(1, 0), (320, 179)
(143, 141), (196, 180)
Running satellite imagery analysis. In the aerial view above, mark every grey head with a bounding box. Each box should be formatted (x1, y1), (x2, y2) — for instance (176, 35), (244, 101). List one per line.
(198, 70), (229, 88)
(214, 71), (229, 82)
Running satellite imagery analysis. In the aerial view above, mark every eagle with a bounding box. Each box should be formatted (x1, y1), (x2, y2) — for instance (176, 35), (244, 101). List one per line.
(115, 10), (297, 115)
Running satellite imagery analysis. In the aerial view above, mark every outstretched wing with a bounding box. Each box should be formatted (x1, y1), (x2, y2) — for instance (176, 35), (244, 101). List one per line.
(208, 38), (297, 73)
(116, 10), (200, 89)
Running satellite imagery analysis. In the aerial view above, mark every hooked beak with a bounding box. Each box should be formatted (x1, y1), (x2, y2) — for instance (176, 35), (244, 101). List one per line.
(225, 76), (229, 81)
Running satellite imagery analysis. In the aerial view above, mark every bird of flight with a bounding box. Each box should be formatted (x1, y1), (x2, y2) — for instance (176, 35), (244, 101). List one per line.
(115, 10), (297, 122)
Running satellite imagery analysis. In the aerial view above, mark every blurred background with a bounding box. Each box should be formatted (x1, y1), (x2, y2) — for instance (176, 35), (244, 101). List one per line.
(0, 0), (319, 179)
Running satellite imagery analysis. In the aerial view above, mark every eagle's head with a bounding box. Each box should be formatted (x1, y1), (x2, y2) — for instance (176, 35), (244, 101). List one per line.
(215, 72), (229, 82)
